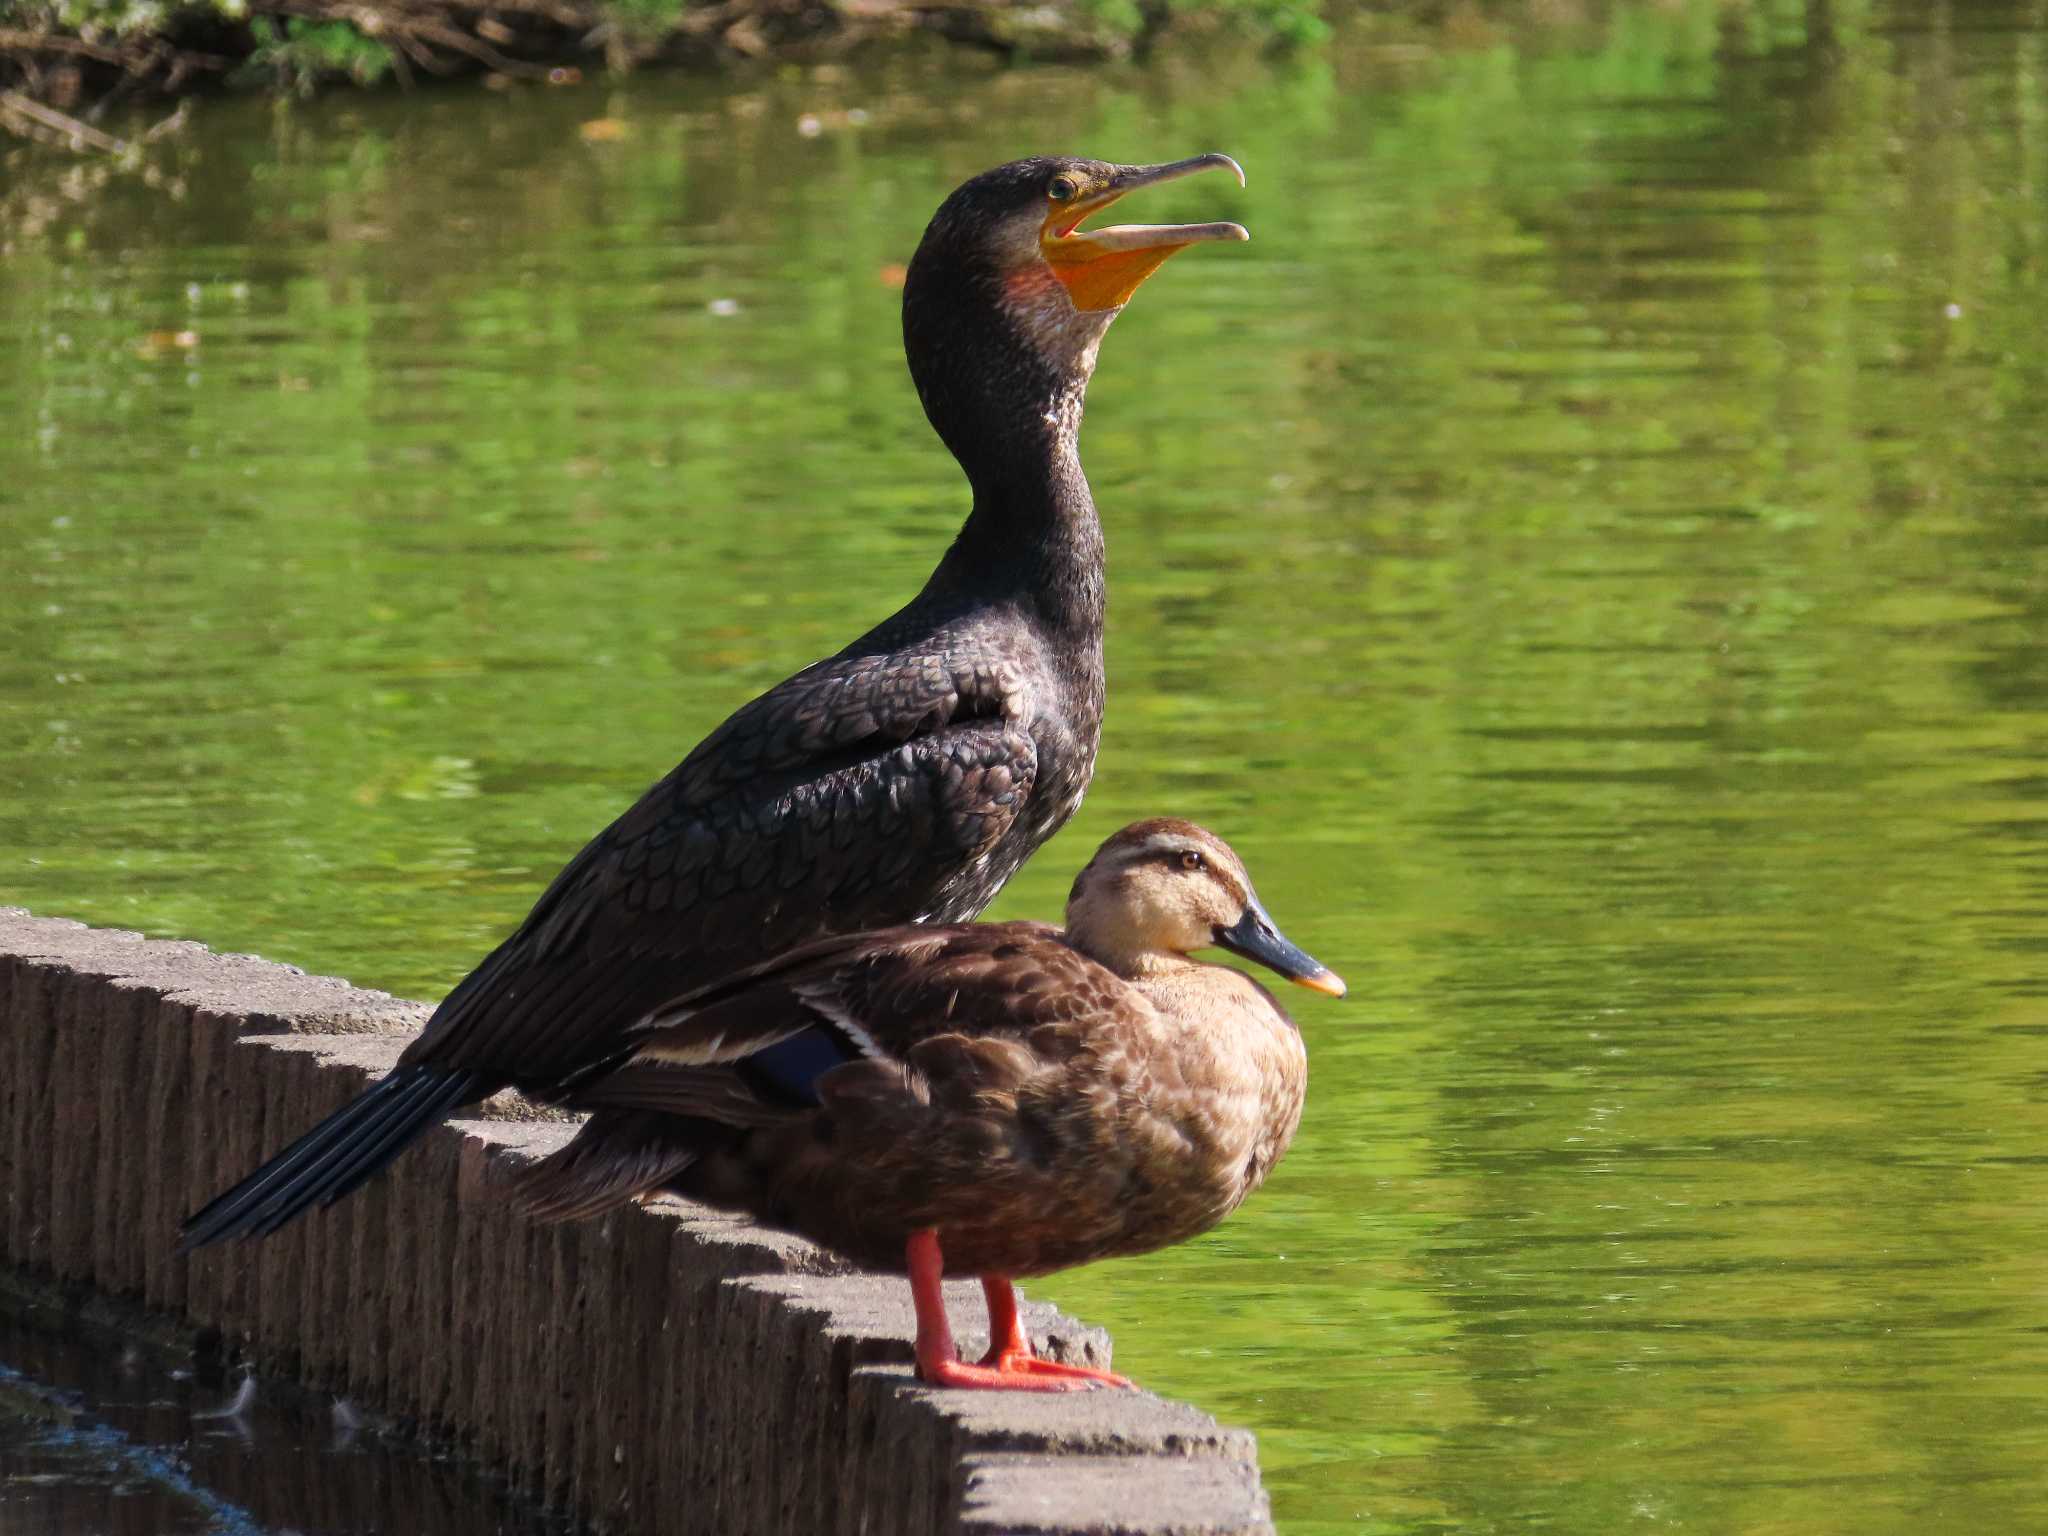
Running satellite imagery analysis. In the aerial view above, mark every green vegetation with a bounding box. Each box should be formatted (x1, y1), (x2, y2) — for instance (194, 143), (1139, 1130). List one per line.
(0, 0), (1856, 107)
(6, 0), (1327, 107)
(237, 17), (394, 91)
(1074, 0), (1329, 49)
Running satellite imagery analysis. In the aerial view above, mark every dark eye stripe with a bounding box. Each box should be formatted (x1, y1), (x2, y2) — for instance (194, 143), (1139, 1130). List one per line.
(1142, 846), (1246, 905)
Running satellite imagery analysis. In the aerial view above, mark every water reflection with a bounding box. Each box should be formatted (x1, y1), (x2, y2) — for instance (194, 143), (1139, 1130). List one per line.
(0, 1293), (565, 1536)
(2, 2), (2046, 1531)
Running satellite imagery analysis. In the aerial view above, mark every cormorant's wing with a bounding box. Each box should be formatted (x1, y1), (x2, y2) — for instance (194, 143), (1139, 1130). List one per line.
(399, 649), (1039, 1085)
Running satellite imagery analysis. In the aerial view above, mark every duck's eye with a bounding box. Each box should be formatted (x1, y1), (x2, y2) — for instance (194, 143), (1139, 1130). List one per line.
(1180, 851), (1205, 873)
(1048, 175), (1080, 203)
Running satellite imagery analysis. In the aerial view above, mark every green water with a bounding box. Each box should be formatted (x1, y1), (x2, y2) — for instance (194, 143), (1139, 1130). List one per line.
(5, 3), (2047, 1530)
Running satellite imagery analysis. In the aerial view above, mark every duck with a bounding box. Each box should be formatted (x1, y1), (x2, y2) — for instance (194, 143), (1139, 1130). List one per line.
(511, 818), (1345, 1392)
(179, 155), (1250, 1250)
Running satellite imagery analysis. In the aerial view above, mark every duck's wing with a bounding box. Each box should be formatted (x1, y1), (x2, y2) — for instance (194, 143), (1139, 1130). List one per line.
(637, 919), (1092, 1060)
(515, 923), (1124, 1223)
(551, 920), (1101, 1113)
(402, 650), (1040, 1084)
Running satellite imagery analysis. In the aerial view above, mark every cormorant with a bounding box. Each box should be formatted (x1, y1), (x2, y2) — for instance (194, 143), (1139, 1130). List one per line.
(181, 154), (1248, 1249)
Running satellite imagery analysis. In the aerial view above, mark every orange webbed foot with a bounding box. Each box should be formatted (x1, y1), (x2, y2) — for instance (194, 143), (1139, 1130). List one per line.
(906, 1231), (1138, 1393)
(919, 1355), (1110, 1392)
(973, 1348), (1135, 1390)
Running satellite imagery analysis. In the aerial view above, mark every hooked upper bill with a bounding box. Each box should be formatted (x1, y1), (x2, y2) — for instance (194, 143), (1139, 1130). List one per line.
(1040, 154), (1250, 313)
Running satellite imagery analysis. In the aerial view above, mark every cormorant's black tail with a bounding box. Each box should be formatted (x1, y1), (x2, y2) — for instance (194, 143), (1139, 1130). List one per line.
(177, 1066), (484, 1252)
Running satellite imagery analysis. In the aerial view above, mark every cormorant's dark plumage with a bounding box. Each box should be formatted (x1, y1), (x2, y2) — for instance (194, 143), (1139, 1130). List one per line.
(180, 153), (1247, 1251)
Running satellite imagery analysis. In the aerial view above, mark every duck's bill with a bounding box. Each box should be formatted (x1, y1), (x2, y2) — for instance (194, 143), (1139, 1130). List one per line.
(1215, 902), (1346, 999)
(1042, 154), (1250, 312)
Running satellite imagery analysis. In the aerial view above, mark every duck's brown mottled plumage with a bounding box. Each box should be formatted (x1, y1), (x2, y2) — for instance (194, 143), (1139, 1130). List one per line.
(178, 154), (1248, 1252)
(680, 922), (1306, 1277)
(513, 821), (1343, 1305)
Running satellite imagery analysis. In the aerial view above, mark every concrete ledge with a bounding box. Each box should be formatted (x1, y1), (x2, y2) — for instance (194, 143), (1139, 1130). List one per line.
(0, 908), (1275, 1535)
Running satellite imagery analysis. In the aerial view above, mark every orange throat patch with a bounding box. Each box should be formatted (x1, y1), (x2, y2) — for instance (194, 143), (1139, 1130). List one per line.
(1044, 243), (1189, 313)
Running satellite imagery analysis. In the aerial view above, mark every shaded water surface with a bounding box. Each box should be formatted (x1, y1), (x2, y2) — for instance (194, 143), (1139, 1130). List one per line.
(0, 1291), (565, 1535)
(4, 2), (2046, 1530)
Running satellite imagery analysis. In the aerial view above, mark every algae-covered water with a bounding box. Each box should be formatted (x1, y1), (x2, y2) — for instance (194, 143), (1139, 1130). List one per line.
(4, 3), (2047, 1530)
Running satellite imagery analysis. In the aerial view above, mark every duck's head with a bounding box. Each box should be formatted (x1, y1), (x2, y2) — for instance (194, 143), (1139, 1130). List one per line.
(1067, 818), (1346, 997)
(903, 156), (1248, 461)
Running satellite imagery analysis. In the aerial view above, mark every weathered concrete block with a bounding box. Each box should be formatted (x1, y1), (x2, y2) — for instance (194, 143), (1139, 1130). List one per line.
(180, 1002), (244, 1330)
(139, 994), (194, 1313)
(452, 1119), (576, 1488)
(47, 956), (104, 1285)
(7, 956), (63, 1274)
(91, 978), (151, 1297)
(0, 949), (24, 1260)
(955, 1452), (1274, 1536)
(344, 1149), (397, 1403)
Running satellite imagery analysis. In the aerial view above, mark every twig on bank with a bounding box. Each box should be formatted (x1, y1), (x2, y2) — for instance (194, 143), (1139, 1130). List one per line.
(0, 27), (130, 65)
(0, 87), (131, 152)
(267, 0), (558, 77)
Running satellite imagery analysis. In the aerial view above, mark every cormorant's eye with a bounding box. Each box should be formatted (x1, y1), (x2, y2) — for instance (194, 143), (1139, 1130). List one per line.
(1180, 851), (1205, 872)
(1048, 175), (1081, 202)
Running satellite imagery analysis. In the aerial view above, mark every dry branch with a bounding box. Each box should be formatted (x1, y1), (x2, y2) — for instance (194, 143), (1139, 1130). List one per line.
(0, 87), (130, 150)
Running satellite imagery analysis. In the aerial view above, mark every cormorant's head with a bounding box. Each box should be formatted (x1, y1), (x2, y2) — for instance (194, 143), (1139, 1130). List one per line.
(906, 154), (1248, 385)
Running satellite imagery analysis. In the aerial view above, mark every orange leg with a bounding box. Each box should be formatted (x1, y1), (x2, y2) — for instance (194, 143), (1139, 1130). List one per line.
(906, 1229), (1133, 1392)
(976, 1274), (1134, 1388)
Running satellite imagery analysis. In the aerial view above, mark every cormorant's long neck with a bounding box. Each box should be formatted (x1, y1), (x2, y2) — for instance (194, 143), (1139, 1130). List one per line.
(905, 268), (1111, 644)
(936, 400), (1103, 642)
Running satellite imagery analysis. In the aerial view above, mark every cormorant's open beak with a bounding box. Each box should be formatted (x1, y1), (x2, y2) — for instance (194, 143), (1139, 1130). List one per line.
(1042, 154), (1250, 313)
(1214, 898), (1346, 998)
